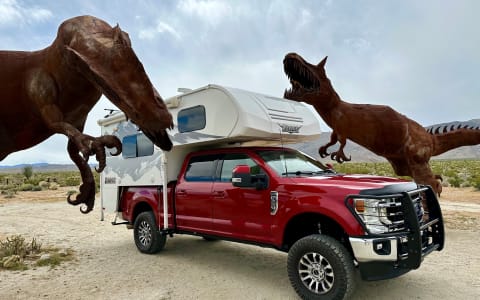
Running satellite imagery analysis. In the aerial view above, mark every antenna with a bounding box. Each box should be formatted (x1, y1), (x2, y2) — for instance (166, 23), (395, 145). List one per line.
(103, 109), (119, 117)
(278, 125), (289, 177)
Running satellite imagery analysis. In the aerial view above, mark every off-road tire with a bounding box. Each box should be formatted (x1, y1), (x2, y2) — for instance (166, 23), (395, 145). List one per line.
(133, 211), (166, 254)
(287, 234), (355, 300)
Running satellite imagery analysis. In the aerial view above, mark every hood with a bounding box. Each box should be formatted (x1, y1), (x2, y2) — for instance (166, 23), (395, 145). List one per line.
(286, 174), (415, 194)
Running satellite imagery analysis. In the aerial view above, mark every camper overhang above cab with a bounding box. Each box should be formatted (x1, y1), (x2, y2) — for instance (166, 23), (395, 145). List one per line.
(98, 84), (322, 148)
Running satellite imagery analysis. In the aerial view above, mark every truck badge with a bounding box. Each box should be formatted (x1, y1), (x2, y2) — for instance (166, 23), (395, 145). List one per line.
(270, 191), (278, 215)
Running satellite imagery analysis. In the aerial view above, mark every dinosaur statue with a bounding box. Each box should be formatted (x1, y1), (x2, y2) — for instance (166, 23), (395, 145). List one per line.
(0, 15), (173, 213)
(283, 52), (480, 195)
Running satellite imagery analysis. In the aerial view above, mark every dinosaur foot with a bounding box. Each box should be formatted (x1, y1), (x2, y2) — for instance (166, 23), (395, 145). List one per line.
(330, 151), (351, 163)
(67, 180), (96, 214)
(318, 146), (331, 158)
(73, 134), (122, 172)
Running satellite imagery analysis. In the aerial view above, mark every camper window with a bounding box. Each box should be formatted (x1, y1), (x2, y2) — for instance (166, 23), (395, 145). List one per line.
(122, 133), (154, 158)
(177, 105), (206, 133)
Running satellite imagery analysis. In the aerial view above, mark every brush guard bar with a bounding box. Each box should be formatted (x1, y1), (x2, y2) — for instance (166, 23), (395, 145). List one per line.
(346, 185), (444, 280)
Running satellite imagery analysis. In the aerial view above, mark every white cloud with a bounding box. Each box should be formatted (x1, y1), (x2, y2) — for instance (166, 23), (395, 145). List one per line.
(156, 21), (181, 40)
(177, 0), (232, 26)
(138, 21), (181, 40)
(0, 0), (22, 24)
(0, 0), (52, 26)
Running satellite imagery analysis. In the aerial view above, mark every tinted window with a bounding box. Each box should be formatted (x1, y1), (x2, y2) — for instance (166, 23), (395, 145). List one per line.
(122, 135), (137, 158)
(137, 133), (154, 157)
(178, 105), (206, 133)
(220, 153), (262, 182)
(122, 133), (154, 158)
(184, 154), (218, 182)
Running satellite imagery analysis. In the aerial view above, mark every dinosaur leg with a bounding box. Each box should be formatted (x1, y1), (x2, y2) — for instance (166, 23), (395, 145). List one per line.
(67, 139), (96, 214)
(319, 132), (338, 158)
(330, 136), (351, 163)
(409, 162), (442, 197)
(388, 158), (410, 177)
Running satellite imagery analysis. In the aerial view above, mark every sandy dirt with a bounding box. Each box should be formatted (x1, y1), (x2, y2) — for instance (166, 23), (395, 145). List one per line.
(0, 187), (479, 299)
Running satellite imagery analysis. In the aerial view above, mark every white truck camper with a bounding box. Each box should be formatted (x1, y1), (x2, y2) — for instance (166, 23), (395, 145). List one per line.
(97, 84), (322, 224)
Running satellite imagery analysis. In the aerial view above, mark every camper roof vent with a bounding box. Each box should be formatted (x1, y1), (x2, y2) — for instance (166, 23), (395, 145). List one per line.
(178, 88), (192, 94)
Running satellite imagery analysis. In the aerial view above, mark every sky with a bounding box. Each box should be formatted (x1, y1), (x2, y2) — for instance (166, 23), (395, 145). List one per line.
(0, 0), (479, 165)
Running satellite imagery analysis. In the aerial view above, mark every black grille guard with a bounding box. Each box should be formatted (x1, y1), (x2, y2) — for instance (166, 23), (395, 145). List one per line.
(398, 186), (444, 268)
(346, 185), (445, 269)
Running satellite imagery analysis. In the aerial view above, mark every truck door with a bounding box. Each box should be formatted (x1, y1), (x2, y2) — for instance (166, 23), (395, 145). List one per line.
(211, 153), (274, 243)
(175, 154), (220, 233)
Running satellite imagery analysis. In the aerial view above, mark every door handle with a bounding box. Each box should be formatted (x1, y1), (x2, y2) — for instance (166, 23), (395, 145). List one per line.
(213, 190), (226, 198)
(177, 189), (187, 196)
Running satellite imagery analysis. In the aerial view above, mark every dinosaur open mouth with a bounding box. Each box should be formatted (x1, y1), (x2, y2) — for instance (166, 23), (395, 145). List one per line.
(283, 57), (320, 99)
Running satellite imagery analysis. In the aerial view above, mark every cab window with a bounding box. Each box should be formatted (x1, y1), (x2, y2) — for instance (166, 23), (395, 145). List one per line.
(219, 153), (264, 182)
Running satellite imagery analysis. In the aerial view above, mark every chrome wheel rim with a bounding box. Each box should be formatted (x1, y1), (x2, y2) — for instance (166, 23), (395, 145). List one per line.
(298, 252), (334, 294)
(138, 220), (152, 247)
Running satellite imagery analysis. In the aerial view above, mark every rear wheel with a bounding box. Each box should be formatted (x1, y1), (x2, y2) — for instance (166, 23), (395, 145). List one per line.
(133, 211), (166, 254)
(287, 234), (355, 300)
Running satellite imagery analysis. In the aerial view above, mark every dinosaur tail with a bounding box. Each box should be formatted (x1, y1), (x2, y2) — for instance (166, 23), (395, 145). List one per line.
(430, 125), (480, 156)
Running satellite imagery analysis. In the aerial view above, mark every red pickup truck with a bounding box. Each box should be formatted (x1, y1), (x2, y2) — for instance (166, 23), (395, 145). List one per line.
(116, 145), (444, 300)
(99, 85), (444, 299)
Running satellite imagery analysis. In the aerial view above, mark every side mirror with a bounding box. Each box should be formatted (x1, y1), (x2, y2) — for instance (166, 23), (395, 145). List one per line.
(232, 165), (252, 188)
(232, 165), (268, 190)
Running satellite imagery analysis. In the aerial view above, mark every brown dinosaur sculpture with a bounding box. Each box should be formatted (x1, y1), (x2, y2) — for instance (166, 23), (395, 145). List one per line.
(0, 15), (173, 213)
(283, 52), (480, 195)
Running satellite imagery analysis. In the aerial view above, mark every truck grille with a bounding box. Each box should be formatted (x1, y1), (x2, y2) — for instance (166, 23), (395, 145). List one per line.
(378, 191), (426, 233)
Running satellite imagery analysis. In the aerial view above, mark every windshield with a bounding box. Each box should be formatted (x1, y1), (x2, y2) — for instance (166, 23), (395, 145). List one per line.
(256, 149), (334, 177)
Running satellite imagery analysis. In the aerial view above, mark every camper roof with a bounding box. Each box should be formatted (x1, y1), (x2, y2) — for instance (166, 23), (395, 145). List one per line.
(98, 84), (321, 147)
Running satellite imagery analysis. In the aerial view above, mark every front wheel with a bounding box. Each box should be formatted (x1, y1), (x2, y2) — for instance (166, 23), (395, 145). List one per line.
(287, 234), (355, 300)
(133, 211), (166, 254)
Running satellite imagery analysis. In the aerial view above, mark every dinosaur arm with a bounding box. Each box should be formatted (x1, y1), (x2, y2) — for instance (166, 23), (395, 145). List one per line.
(319, 131), (338, 158)
(330, 134), (351, 163)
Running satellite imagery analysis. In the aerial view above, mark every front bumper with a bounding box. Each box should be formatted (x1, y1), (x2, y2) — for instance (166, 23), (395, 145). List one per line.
(346, 185), (444, 280)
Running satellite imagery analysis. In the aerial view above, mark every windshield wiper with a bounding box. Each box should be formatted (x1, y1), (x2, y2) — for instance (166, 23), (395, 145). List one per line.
(282, 170), (334, 176)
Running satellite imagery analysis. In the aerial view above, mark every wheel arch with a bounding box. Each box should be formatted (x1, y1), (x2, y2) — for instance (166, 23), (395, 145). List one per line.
(132, 201), (156, 225)
(282, 212), (351, 253)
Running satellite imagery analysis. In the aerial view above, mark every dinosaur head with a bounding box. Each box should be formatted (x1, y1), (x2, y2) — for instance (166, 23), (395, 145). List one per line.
(283, 52), (332, 104)
(60, 16), (173, 151)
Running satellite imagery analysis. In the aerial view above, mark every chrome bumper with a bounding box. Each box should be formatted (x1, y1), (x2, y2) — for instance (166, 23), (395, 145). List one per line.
(350, 236), (401, 262)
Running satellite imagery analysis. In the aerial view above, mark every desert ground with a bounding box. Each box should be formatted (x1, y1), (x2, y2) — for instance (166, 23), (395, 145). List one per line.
(0, 187), (479, 299)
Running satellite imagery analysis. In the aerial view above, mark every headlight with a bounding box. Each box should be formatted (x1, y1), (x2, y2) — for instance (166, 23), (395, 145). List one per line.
(354, 198), (393, 234)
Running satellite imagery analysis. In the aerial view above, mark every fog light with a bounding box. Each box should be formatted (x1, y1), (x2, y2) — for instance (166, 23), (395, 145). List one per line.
(373, 240), (391, 255)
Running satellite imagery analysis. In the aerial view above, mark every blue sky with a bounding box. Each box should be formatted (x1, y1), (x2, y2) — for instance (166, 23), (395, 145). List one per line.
(1, 0), (479, 165)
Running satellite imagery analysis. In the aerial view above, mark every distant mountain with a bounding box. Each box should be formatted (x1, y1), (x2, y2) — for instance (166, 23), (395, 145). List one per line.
(0, 163), (80, 173)
(291, 120), (480, 162)
(1, 119), (478, 172)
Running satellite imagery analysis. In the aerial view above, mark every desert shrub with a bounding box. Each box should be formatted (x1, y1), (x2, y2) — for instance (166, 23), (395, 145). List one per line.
(31, 185), (42, 191)
(38, 181), (50, 189)
(49, 182), (59, 190)
(19, 184), (34, 191)
(1, 235), (73, 271)
(0, 235), (41, 258)
(467, 175), (480, 191)
(64, 176), (81, 187)
(448, 176), (463, 188)
(27, 177), (41, 186)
